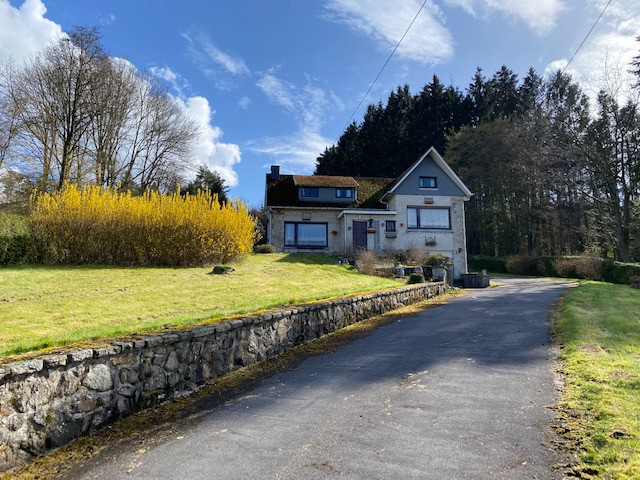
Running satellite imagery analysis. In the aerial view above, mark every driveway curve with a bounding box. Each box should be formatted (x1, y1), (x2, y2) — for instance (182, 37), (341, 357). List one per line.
(64, 277), (571, 480)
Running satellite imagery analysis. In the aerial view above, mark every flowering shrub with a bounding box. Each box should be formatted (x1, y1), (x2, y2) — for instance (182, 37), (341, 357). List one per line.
(30, 184), (258, 266)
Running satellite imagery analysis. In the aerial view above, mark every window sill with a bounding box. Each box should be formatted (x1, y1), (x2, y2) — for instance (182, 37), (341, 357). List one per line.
(406, 228), (452, 232)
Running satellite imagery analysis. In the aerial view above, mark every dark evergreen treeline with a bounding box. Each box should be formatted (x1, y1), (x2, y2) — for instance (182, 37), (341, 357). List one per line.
(315, 63), (640, 263)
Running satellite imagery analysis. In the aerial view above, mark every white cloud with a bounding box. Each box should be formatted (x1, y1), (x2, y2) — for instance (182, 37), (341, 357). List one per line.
(252, 72), (340, 171)
(249, 130), (332, 172)
(149, 66), (177, 83)
(182, 32), (249, 89)
(178, 96), (241, 187)
(484, 0), (565, 35)
(545, 0), (640, 105)
(444, 0), (565, 35)
(238, 96), (251, 110)
(149, 65), (188, 97)
(0, 0), (63, 64)
(323, 0), (454, 65)
(99, 12), (116, 26)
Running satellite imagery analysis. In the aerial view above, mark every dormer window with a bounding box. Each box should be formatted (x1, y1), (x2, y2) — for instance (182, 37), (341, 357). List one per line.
(419, 176), (437, 189)
(301, 187), (319, 197)
(336, 188), (353, 198)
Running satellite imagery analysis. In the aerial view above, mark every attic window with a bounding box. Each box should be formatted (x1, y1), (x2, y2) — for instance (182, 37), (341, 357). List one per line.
(336, 188), (353, 198)
(419, 176), (437, 189)
(301, 187), (319, 197)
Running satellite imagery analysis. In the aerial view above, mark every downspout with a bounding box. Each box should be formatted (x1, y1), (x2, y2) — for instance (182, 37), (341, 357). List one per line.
(343, 213), (348, 257)
(268, 208), (272, 247)
(461, 198), (469, 274)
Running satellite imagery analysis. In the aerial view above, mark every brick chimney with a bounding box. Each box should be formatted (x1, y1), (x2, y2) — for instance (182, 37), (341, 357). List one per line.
(270, 165), (280, 180)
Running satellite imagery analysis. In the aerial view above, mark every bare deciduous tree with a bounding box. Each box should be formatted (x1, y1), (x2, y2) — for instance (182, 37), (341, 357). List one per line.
(0, 26), (200, 197)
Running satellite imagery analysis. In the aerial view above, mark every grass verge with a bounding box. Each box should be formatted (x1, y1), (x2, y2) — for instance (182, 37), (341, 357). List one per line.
(0, 254), (402, 359)
(553, 282), (640, 479)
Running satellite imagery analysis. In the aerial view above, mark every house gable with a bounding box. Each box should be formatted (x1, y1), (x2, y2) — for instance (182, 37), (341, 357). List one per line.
(382, 147), (472, 200)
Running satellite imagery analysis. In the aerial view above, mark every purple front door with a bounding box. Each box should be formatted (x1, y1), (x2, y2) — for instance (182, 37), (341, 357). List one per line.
(353, 221), (367, 252)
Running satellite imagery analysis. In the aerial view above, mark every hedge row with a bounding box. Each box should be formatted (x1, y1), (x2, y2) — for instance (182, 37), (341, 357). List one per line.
(468, 254), (640, 285)
(29, 185), (258, 266)
(0, 213), (31, 265)
(1, 185), (259, 267)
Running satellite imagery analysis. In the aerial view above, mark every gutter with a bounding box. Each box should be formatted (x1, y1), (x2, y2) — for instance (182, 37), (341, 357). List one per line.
(337, 210), (398, 219)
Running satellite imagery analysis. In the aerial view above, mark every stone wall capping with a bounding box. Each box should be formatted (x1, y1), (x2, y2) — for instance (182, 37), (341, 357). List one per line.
(177, 330), (194, 341)
(143, 336), (164, 348)
(214, 322), (231, 333)
(9, 359), (44, 376)
(68, 349), (94, 362)
(228, 319), (245, 329)
(114, 341), (134, 351)
(0, 282), (448, 473)
(161, 334), (180, 344)
(41, 354), (68, 368)
(189, 328), (209, 339)
(93, 345), (122, 358)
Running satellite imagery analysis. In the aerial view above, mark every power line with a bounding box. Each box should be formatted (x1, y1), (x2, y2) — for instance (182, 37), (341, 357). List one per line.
(562, 0), (613, 74)
(333, 0), (428, 145)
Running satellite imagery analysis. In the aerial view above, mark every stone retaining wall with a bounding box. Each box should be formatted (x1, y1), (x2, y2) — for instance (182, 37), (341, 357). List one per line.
(0, 282), (448, 472)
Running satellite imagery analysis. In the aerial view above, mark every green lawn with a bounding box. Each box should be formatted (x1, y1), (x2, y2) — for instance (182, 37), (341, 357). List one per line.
(554, 282), (640, 479)
(0, 254), (403, 358)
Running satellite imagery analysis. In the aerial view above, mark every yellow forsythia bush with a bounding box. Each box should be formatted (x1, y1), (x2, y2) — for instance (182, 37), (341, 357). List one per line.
(30, 184), (259, 266)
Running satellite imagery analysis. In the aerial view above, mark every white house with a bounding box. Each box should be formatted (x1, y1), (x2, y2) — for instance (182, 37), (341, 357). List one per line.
(265, 147), (472, 279)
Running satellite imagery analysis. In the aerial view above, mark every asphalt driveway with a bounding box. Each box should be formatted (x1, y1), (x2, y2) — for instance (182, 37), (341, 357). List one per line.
(63, 277), (571, 480)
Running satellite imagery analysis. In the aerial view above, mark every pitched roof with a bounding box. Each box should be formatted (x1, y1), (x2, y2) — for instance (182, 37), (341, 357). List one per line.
(353, 177), (395, 209)
(266, 174), (393, 209)
(266, 174), (354, 208)
(266, 148), (471, 209)
(382, 147), (472, 199)
(292, 175), (359, 188)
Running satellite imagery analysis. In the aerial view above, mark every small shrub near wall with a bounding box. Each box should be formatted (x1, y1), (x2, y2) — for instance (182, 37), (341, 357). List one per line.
(407, 273), (425, 284)
(30, 185), (258, 266)
(355, 250), (378, 275)
(254, 244), (277, 254)
(630, 276), (640, 289)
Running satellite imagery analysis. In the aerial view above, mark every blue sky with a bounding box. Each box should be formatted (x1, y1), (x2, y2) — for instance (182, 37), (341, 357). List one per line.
(1, 0), (638, 206)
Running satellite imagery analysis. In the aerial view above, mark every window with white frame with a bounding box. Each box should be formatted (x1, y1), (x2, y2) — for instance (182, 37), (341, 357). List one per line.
(284, 222), (328, 247)
(407, 207), (450, 229)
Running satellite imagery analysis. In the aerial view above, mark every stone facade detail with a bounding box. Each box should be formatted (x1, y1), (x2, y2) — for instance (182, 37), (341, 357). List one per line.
(386, 195), (468, 279)
(0, 282), (448, 472)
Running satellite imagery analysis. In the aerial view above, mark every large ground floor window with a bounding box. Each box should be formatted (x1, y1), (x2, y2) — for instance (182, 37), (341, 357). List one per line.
(407, 207), (450, 229)
(284, 222), (328, 248)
